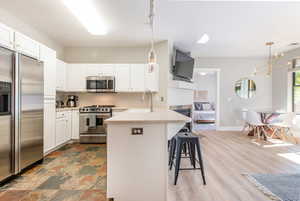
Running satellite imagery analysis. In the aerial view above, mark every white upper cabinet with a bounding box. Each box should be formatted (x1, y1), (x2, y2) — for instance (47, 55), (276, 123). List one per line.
(145, 64), (159, 92)
(67, 64), (86, 92)
(115, 64), (131, 92)
(85, 64), (115, 77)
(85, 64), (101, 76)
(15, 32), (40, 59)
(0, 23), (14, 49)
(64, 63), (159, 93)
(131, 64), (145, 92)
(56, 59), (67, 91)
(99, 64), (115, 76)
(40, 45), (57, 98)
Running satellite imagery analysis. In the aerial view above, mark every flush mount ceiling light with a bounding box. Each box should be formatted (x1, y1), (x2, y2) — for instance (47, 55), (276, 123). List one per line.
(197, 34), (210, 44)
(200, 72), (207, 76)
(63, 0), (107, 35)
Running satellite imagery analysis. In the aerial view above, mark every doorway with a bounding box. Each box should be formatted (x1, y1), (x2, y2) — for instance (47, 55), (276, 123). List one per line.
(193, 68), (220, 131)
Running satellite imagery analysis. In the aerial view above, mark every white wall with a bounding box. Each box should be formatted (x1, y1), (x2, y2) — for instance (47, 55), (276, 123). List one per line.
(0, 8), (64, 59)
(195, 57), (272, 127)
(193, 73), (217, 103)
(64, 47), (148, 64)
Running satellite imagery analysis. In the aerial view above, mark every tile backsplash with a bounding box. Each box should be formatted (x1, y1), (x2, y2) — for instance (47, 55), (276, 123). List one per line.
(56, 92), (151, 108)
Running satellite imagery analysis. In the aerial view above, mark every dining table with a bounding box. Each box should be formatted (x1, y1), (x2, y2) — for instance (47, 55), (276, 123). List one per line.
(247, 110), (285, 140)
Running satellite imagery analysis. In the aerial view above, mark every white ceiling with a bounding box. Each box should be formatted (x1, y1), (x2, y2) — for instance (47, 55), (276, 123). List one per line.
(1, 0), (300, 57)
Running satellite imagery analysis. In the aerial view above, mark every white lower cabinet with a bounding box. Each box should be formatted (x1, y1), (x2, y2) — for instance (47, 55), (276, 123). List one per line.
(44, 100), (56, 154)
(71, 110), (80, 140)
(66, 111), (73, 140)
(55, 112), (68, 146)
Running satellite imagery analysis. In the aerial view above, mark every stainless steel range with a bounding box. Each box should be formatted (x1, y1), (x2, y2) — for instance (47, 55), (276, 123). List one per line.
(79, 105), (114, 144)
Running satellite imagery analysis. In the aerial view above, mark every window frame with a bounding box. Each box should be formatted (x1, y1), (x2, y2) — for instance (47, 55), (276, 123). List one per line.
(292, 71), (300, 113)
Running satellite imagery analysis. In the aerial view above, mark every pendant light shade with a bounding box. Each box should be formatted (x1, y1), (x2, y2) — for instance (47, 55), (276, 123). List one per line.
(148, 48), (157, 73)
(147, 0), (156, 73)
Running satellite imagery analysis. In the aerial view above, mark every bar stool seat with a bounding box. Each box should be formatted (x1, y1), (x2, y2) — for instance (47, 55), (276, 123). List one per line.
(169, 132), (206, 185)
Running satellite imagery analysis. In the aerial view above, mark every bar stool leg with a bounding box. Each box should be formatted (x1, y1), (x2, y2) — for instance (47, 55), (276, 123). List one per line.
(195, 142), (206, 185)
(174, 141), (183, 185)
(169, 139), (175, 170)
(188, 142), (196, 168)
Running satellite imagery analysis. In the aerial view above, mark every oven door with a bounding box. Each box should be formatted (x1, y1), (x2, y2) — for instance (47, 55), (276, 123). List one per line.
(97, 77), (115, 92)
(79, 113), (110, 143)
(86, 77), (99, 92)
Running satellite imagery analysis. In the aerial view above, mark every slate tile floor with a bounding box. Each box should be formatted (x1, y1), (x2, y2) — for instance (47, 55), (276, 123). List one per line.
(0, 143), (107, 201)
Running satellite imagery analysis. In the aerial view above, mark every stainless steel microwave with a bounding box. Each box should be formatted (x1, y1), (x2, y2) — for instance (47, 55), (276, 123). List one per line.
(86, 76), (115, 93)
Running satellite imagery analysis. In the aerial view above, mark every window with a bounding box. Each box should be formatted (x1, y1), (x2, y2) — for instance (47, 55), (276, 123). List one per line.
(293, 71), (300, 113)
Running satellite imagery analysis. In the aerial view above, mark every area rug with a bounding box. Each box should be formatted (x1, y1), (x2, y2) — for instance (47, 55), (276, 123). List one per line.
(244, 173), (300, 201)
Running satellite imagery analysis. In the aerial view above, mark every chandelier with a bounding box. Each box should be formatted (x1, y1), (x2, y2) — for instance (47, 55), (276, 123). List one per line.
(253, 42), (284, 76)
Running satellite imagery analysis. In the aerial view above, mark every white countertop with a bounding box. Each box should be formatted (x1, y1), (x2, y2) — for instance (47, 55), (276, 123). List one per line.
(56, 107), (80, 112)
(105, 109), (191, 124)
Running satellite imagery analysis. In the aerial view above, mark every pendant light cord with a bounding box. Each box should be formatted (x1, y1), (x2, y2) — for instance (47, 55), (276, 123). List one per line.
(149, 0), (155, 51)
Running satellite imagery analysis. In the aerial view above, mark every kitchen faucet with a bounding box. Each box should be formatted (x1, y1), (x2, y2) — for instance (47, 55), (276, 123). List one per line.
(144, 90), (154, 112)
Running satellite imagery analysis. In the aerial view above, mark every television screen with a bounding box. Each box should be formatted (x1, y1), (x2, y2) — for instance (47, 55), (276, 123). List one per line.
(173, 50), (195, 81)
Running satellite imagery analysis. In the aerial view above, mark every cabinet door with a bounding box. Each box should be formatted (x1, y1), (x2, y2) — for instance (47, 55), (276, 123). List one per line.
(99, 64), (115, 76)
(85, 64), (101, 77)
(40, 45), (57, 97)
(131, 64), (145, 92)
(66, 111), (72, 141)
(55, 116), (67, 146)
(44, 100), (56, 154)
(0, 23), (14, 49)
(72, 110), (80, 140)
(66, 64), (86, 92)
(115, 64), (131, 92)
(145, 64), (159, 92)
(15, 32), (40, 59)
(56, 59), (66, 91)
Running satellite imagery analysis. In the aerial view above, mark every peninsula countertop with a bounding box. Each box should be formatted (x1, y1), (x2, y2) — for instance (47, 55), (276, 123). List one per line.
(105, 109), (191, 124)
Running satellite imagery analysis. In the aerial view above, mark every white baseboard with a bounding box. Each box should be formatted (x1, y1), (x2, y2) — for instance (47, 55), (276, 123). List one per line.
(44, 139), (74, 156)
(217, 126), (243, 131)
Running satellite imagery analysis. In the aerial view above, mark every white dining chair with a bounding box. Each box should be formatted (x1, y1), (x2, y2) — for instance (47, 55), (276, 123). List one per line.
(241, 109), (251, 132)
(246, 110), (268, 140)
(269, 112), (297, 142)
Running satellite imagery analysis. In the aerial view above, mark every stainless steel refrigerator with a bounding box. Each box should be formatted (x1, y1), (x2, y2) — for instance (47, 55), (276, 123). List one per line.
(0, 46), (44, 182)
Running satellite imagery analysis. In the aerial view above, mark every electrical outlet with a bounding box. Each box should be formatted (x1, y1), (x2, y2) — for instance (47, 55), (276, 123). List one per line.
(132, 128), (143, 135)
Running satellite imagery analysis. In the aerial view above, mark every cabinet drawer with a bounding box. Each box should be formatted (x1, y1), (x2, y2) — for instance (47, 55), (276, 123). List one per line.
(56, 112), (67, 119)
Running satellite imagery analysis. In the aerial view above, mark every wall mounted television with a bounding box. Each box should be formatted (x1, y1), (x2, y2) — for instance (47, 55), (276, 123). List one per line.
(172, 49), (195, 82)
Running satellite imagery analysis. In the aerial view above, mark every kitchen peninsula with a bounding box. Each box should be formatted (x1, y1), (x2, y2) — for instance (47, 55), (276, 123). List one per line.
(105, 110), (190, 201)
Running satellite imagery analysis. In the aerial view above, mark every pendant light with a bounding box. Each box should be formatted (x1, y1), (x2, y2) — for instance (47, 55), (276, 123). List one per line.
(148, 0), (157, 73)
(266, 42), (274, 76)
(253, 42), (284, 76)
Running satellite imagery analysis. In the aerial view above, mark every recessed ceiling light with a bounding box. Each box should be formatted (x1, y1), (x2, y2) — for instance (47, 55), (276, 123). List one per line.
(63, 0), (107, 35)
(197, 34), (210, 44)
(200, 72), (207, 76)
(289, 42), (299, 46)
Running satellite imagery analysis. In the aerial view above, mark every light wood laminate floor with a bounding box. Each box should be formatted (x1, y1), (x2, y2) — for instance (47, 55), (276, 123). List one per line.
(168, 131), (300, 201)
